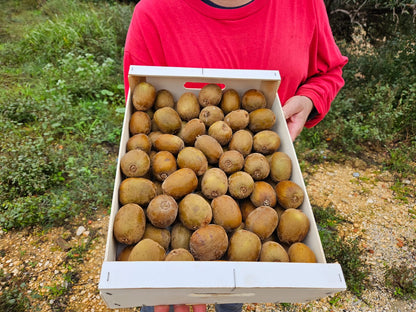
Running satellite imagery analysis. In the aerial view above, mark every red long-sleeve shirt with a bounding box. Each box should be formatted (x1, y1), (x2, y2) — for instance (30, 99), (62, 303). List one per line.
(123, 0), (348, 127)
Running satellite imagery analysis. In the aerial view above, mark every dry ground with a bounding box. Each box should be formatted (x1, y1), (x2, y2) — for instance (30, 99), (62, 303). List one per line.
(1, 156), (415, 312)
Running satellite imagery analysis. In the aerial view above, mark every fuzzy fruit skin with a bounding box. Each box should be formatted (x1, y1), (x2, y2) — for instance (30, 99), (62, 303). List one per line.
(113, 203), (146, 245)
(275, 180), (304, 209)
(132, 82), (156, 111)
(128, 238), (166, 261)
(190, 224), (228, 261)
(277, 208), (310, 244)
(227, 229), (261, 261)
(162, 168), (198, 199)
(288, 242), (317, 263)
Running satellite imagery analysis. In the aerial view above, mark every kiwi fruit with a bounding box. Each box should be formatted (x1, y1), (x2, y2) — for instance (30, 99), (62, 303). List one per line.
(119, 177), (156, 206)
(275, 180), (304, 209)
(245, 206), (278, 240)
(248, 108), (276, 132)
(243, 153), (270, 181)
(113, 203), (146, 245)
(146, 194), (178, 228)
(142, 223), (171, 250)
(227, 229), (261, 261)
(170, 222), (192, 250)
(259, 241), (289, 262)
(165, 248), (195, 261)
(177, 146), (208, 176)
(208, 121), (233, 146)
(154, 89), (175, 110)
(200, 167), (228, 199)
(162, 168), (198, 199)
(252, 130), (281, 155)
(129, 111), (152, 135)
(148, 131), (163, 146)
(199, 105), (224, 127)
(241, 89), (266, 112)
(153, 107), (182, 134)
(120, 149), (150, 178)
(198, 83), (223, 107)
(153, 134), (184, 155)
(211, 195), (242, 232)
(126, 134), (152, 154)
(128, 238), (166, 261)
(277, 208), (310, 244)
(228, 171), (255, 199)
(287, 242), (317, 263)
(250, 181), (277, 208)
(176, 92), (200, 121)
(117, 245), (134, 261)
(151, 151), (177, 181)
(239, 198), (256, 221)
(228, 129), (253, 157)
(178, 193), (212, 230)
(220, 89), (241, 114)
(189, 224), (228, 261)
(179, 118), (206, 145)
(132, 81), (156, 111)
(224, 109), (250, 131)
(269, 152), (292, 182)
(194, 134), (223, 164)
(218, 150), (245, 174)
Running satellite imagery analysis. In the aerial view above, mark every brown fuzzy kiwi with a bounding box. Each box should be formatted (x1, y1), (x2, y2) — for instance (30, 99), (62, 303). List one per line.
(128, 238), (166, 261)
(252, 130), (281, 155)
(228, 129), (253, 157)
(142, 224), (171, 250)
(170, 222), (192, 250)
(179, 118), (206, 145)
(224, 109), (250, 131)
(199, 105), (224, 127)
(132, 81), (156, 111)
(198, 83), (223, 107)
(250, 181), (277, 208)
(244, 153), (270, 181)
(245, 206), (279, 240)
(220, 89), (241, 114)
(194, 134), (223, 164)
(151, 151), (177, 182)
(165, 248), (195, 261)
(153, 134), (184, 155)
(178, 193), (212, 230)
(146, 194), (178, 228)
(117, 245), (134, 261)
(227, 229), (261, 261)
(288, 242), (317, 263)
(208, 121), (233, 146)
(275, 180), (304, 209)
(269, 151), (292, 182)
(177, 146), (208, 176)
(119, 177), (156, 206)
(126, 134), (152, 154)
(189, 224), (228, 261)
(176, 92), (201, 121)
(154, 89), (175, 110)
(162, 168), (198, 199)
(153, 107), (182, 134)
(228, 171), (255, 199)
(277, 208), (310, 244)
(113, 203), (146, 245)
(129, 111), (152, 135)
(241, 89), (266, 112)
(200, 167), (228, 199)
(239, 198), (256, 222)
(211, 195), (242, 232)
(248, 108), (276, 132)
(259, 241), (289, 262)
(218, 150), (245, 174)
(120, 149), (150, 178)
(148, 131), (163, 146)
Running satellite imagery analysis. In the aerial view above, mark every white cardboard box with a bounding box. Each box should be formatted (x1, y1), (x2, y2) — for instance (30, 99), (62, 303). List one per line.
(99, 66), (346, 309)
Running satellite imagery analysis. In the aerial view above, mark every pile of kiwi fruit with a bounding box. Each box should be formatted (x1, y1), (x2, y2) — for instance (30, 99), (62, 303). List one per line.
(113, 81), (317, 263)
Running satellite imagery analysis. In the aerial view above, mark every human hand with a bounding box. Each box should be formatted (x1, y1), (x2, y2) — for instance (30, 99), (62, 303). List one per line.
(154, 304), (206, 312)
(281, 95), (314, 141)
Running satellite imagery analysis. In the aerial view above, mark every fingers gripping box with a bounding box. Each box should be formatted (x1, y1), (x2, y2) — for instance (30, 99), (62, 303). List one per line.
(99, 66), (346, 309)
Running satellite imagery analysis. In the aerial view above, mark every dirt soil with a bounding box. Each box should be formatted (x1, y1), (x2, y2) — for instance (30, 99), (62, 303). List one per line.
(1, 156), (415, 312)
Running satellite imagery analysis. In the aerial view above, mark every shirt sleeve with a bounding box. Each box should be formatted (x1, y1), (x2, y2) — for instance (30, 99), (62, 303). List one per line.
(295, 0), (348, 128)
